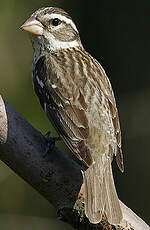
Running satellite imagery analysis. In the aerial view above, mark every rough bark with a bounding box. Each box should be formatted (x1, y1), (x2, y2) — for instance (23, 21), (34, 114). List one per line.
(0, 95), (149, 230)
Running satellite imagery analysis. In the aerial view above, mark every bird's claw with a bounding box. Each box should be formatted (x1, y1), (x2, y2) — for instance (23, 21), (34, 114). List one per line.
(43, 131), (61, 156)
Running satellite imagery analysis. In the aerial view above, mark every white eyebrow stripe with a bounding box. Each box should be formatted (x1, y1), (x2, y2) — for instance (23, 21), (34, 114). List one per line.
(43, 13), (78, 33)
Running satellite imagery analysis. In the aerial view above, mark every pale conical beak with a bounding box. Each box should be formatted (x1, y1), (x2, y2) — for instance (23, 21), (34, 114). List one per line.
(20, 17), (44, 36)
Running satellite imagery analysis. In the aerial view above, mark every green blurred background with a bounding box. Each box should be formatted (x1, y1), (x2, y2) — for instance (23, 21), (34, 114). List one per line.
(0, 0), (150, 229)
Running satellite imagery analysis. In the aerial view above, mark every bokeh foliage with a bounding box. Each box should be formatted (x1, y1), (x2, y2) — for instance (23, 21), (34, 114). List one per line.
(0, 0), (149, 229)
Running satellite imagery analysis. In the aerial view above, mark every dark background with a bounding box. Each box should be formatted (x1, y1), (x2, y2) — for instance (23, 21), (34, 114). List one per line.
(0, 0), (149, 229)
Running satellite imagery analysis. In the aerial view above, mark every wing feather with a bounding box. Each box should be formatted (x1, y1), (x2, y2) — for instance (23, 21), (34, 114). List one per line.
(91, 55), (124, 171)
(33, 55), (92, 166)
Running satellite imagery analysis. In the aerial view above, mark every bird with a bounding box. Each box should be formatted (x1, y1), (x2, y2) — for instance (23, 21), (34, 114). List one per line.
(21, 7), (124, 225)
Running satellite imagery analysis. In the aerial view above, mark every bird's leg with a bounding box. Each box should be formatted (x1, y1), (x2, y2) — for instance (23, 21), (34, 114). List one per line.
(44, 131), (61, 156)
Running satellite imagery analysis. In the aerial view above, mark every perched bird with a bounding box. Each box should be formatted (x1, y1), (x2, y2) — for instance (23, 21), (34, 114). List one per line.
(21, 7), (124, 225)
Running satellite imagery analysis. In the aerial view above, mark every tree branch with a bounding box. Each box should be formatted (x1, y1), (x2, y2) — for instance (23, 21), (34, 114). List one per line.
(0, 95), (149, 230)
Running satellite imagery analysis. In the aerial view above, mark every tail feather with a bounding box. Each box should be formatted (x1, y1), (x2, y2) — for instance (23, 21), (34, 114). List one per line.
(83, 156), (122, 225)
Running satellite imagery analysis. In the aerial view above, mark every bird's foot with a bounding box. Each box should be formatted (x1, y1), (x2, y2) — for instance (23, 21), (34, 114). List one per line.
(43, 131), (61, 156)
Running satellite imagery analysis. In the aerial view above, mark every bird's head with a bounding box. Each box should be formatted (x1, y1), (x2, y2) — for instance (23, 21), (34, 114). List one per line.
(21, 7), (82, 52)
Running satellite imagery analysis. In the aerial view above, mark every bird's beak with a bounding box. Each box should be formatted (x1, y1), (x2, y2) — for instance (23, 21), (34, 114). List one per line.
(20, 17), (44, 36)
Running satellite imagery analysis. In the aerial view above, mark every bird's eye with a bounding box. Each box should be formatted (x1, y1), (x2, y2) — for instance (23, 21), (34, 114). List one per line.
(52, 18), (61, 26)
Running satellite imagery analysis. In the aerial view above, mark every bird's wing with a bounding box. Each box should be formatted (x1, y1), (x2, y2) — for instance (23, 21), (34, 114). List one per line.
(33, 55), (92, 167)
(92, 56), (124, 172)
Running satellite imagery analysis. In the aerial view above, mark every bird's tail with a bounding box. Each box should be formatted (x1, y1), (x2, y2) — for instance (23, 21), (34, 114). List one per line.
(83, 155), (122, 225)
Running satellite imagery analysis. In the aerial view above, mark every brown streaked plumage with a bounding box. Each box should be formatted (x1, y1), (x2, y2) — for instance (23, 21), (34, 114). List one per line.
(21, 7), (124, 225)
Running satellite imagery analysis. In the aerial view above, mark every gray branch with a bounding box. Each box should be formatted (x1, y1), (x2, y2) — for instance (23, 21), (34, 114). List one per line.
(0, 95), (149, 230)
